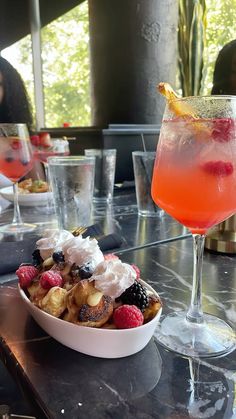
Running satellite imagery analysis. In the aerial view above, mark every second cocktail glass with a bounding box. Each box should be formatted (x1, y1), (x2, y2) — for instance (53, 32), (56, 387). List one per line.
(151, 95), (236, 358)
(0, 123), (35, 233)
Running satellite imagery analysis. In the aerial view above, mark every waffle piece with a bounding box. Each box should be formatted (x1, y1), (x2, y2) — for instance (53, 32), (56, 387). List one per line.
(40, 286), (67, 317)
(64, 280), (113, 327)
(28, 281), (48, 306)
(143, 294), (162, 323)
(77, 295), (113, 328)
(64, 280), (97, 322)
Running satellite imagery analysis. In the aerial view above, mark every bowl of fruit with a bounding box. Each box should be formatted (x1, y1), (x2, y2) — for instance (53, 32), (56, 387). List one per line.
(17, 229), (162, 358)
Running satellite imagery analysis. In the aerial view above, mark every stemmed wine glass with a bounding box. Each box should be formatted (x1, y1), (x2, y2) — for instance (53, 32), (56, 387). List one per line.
(151, 95), (236, 358)
(0, 123), (35, 233)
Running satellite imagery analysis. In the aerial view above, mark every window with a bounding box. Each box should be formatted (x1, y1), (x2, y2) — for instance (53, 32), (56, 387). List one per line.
(2, 1), (90, 128)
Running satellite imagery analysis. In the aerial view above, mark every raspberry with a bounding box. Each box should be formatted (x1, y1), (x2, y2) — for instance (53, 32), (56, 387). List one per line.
(11, 140), (22, 150)
(16, 265), (39, 288)
(113, 305), (144, 329)
(201, 161), (233, 176)
(104, 253), (119, 261)
(30, 135), (40, 146)
(39, 133), (52, 148)
(212, 118), (235, 143)
(131, 264), (140, 279)
(40, 270), (63, 289)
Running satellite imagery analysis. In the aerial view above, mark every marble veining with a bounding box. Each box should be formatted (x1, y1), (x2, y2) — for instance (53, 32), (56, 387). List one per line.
(0, 198), (235, 417)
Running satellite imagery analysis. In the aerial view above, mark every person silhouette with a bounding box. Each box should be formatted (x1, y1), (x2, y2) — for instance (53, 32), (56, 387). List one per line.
(211, 39), (236, 95)
(205, 40), (236, 254)
(0, 56), (33, 128)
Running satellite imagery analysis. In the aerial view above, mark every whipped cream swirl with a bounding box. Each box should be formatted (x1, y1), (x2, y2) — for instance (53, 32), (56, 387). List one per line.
(36, 229), (74, 260)
(36, 229), (104, 269)
(61, 235), (104, 268)
(90, 259), (136, 299)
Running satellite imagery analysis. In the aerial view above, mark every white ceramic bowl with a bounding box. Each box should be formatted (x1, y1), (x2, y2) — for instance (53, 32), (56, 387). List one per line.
(0, 186), (53, 207)
(18, 280), (162, 358)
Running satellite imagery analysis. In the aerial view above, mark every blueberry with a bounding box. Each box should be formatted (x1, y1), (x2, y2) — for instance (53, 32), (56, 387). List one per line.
(21, 160), (30, 166)
(5, 156), (14, 162)
(32, 249), (43, 266)
(79, 263), (93, 279)
(52, 251), (65, 263)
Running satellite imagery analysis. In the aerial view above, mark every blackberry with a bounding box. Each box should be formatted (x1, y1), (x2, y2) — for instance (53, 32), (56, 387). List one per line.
(52, 251), (65, 263)
(32, 249), (43, 266)
(118, 281), (149, 312)
(79, 263), (93, 279)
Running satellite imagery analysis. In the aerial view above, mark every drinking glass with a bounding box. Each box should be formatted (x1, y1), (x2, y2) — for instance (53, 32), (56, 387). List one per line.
(0, 123), (35, 233)
(48, 156), (95, 231)
(33, 136), (70, 212)
(33, 136), (70, 180)
(84, 149), (116, 202)
(151, 96), (236, 358)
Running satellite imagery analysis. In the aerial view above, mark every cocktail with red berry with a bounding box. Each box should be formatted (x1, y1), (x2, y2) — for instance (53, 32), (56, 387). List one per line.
(0, 123), (35, 233)
(151, 96), (236, 357)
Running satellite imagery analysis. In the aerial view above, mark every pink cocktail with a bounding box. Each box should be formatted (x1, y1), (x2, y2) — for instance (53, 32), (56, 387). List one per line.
(0, 124), (35, 233)
(151, 96), (236, 358)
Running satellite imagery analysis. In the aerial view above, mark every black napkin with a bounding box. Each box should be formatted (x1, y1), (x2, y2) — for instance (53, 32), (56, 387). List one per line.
(82, 224), (123, 252)
(82, 223), (123, 252)
(0, 235), (39, 275)
(82, 223), (104, 238)
(0, 224), (123, 275)
(98, 233), (123, 252)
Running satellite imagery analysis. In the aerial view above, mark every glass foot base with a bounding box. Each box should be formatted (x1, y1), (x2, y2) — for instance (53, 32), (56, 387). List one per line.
(154, 311), (236, 358)
(0, 222), (36, 234)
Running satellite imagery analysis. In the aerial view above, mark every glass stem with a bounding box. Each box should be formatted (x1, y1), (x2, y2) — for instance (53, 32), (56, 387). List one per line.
(12, 182), (23, 225)
(186, 234), (205, 324)
(44, 162), (49, 183)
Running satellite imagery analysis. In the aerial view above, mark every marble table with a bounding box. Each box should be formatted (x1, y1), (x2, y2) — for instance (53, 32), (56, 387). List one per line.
(0, 236), (235, 418)
(0, 191), (187, 250)
(0, 190), (188, 276)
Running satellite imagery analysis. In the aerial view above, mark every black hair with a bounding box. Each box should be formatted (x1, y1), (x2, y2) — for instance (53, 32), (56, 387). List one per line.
(0, 56), (33, 131)
(211, 39), (236, 95)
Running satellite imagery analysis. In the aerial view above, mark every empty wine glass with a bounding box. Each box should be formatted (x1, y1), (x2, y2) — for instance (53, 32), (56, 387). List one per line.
(0, 123), (35, 233)
(151, 95), (236, 358)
